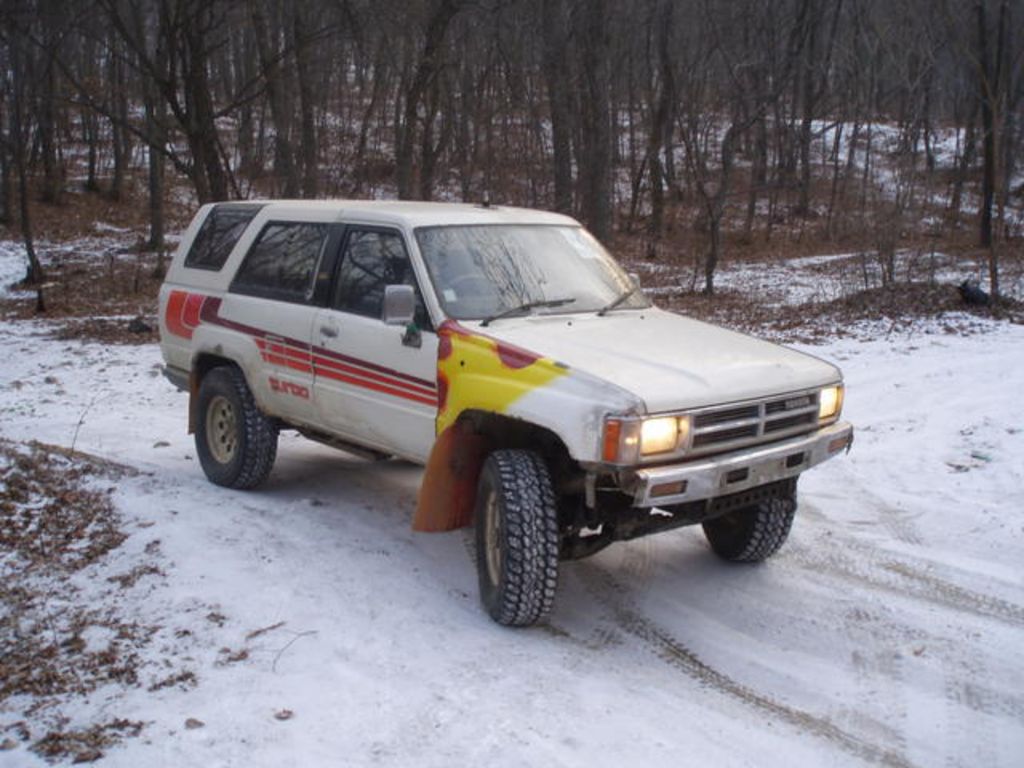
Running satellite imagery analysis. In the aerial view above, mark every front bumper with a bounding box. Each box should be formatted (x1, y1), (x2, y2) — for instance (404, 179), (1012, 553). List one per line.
(629, 421), (853, 506)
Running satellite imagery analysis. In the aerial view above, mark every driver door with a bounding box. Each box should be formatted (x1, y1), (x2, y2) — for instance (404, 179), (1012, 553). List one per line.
(311, 226), (438, 462)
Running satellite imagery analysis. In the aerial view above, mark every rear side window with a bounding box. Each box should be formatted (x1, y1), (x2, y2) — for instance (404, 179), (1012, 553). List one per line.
(184, 205), (262, 271)
(230, 222), (329, 303)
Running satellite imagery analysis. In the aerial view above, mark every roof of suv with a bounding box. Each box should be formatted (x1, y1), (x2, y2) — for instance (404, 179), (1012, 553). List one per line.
(228, 200), (580, 229)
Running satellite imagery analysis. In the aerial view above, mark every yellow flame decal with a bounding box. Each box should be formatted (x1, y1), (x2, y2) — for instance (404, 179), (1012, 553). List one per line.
(436, 321), (567, 435)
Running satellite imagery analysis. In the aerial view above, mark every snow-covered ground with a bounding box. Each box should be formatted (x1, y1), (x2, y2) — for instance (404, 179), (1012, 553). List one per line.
(1, 248), (1023, 766)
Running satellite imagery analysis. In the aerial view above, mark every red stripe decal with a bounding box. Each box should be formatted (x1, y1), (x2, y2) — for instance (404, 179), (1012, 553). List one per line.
(315, 366), (438, 406)
(261, 353), (314, 374)
(183, 293), (205, 330)
(313, 355), (437, 399)
(176, 291), (437, 407)
(165, 291), (194, 339)
(313, 345), (436, 390)
(256, 339), (311, 364)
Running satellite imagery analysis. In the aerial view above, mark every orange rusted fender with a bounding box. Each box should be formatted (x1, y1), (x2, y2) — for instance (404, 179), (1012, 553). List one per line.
(413, 420), (490, 532)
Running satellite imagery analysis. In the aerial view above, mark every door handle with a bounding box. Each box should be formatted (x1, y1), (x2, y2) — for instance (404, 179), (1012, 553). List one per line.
(320, 324), (339, 338)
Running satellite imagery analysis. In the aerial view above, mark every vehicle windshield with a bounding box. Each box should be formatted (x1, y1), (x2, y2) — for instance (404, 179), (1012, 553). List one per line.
(415, 224), (649, 321)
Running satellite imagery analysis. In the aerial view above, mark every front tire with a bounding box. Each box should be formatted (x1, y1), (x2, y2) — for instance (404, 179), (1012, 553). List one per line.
(474, 450), (559, 627)
(702, 492), (797, 563)
(195, 366), (278, 489)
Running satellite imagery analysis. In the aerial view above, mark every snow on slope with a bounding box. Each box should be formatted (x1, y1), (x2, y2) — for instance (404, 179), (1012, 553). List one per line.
(1, 265), (1023, 766)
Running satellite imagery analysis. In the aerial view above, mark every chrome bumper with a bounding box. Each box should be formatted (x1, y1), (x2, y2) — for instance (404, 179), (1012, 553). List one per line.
(630, 422), (853, 507)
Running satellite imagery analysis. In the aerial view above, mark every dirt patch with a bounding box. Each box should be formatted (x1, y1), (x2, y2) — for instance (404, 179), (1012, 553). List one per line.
(32, 719), (145, 764)
(51, 316), (158, 346)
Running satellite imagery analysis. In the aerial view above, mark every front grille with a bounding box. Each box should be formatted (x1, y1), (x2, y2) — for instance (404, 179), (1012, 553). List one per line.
(693, 424), (758, 447)
(688, 390), (820, 456)
(694, 405), (759, 428)
(764, 412), (817, 433)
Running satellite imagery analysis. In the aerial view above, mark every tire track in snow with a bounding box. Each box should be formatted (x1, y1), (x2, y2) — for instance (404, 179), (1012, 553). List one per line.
(941, 654), (1000, 768)
(786, 539), (1024, 627)
(567, 564), (915, 768)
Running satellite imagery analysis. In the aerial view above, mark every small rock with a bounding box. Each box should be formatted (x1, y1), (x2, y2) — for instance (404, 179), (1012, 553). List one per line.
(184, 718), (205, 730)
(72, 749), (103, 763)
(273, 709), (294, 721)
(44, 375), (59, 385)
(0, 738), (17, 750)
(128, 317), (153, 334)
(153, 441), (170, 448)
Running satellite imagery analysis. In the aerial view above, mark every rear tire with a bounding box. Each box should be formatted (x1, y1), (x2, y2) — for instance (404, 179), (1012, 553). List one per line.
(195, 366), (277, 489)
(702, 493), (796, 562)
(474, 450), (559, 627)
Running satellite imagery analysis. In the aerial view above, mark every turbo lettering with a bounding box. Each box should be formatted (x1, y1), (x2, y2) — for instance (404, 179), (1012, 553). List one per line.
(269, 377), (309, 400)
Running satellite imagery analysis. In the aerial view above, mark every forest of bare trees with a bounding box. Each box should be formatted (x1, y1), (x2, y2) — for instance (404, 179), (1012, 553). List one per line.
(1, 0), (1022, 296)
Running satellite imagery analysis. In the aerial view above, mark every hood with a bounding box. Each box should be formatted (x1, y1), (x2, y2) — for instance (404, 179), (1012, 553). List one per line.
(470, 307), (841, 414)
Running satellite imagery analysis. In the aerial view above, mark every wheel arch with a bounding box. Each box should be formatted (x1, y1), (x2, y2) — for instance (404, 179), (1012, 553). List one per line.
(412, 410), (576, 533)
(188, 353), (243, 434)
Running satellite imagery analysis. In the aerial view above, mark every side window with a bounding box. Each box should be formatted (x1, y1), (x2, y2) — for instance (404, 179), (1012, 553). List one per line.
(184, 205), (262, 271)
(333, 230), (430, 328)
(231, 222), (328, 303)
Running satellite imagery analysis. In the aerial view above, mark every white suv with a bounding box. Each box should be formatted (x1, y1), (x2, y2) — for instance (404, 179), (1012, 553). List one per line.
(159, 200), (853, 626)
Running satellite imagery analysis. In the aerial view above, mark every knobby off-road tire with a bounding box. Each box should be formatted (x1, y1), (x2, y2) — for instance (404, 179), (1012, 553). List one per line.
(474, 450), (559, 627)
(702, 494), (797, 563)
(195, 366), (278, 489)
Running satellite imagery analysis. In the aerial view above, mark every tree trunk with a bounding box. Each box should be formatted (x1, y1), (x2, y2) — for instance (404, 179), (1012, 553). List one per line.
(976, 1), (997, 253)
(109, 37), (131, 201)
(541, 0), (573, 214)
(704, 125), (739, 295)
(250, 0), (300, 197)
(648, 0), (674, 238)
(578, 0), (613, 241)
(235, 28), (257, 178)
(0, 105), (12, 225)
(396, 0), (461, 200)
(292, 2), (320, 199)
(144, 67), (167, 250)
(9, 42), (45, 287)
(37, 0), (62, 204)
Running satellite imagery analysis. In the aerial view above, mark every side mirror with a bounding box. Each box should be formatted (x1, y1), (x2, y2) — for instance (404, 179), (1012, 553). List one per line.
(628, 271), (641, 289)
(383, 284), (416, 326)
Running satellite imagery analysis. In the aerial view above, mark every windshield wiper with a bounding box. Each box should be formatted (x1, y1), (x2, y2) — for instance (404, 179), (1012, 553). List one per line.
(597, 284), (640, 316)
(481, 297), (577, 327)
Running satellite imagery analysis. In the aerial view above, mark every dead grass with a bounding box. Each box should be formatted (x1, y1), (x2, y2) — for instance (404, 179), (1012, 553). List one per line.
(4, 172), (192, 245)
(0, 243), (163, 345)
(0, 440), (156, 762)
(659, 281), (1022, 345)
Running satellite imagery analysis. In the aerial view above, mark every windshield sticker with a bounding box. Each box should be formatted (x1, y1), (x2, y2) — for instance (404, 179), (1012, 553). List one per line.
(558, 228), (598, 259)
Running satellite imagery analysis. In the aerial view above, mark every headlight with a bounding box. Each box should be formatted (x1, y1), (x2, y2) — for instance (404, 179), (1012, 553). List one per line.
(603, 415), (690, 463)
(641, 417), (679, 455)
(819, 385), (843, 420)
